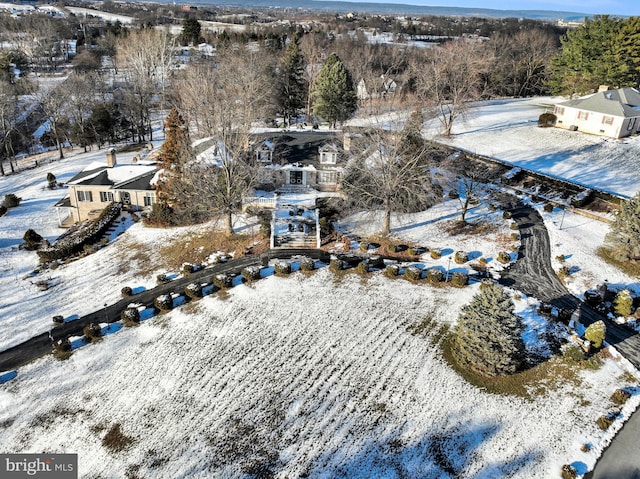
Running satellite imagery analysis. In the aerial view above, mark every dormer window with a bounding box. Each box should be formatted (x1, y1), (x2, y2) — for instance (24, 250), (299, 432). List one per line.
(320, 150), (337, 165)
(256, 148), (272, 163)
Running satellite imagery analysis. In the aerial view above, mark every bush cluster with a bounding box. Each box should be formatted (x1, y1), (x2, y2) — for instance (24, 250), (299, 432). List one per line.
(454, 251), (468, 264)
(213, 273), (233, 289)
(356, 261), (370, 275)
(83, 322), (102, 342)
(154, 294), (173, 311)
(52, 338), (72, 359)
(359, 242), (369, 252)
(543, 203), (554, 213)
(185, 282), (203, 299)
(538, 112), (557, 127)
(502, 211), (512, 220)
(52, 315), (64, 324)
(121, 286), (133, 297)
(368, 256), (385, 269)
(596, 412), (617, 430)
(561, 464), (577, 479)
(329, 258), (345, 273)
(404, 265), (422, 281)
(241, 266), (262, 282)
(300, 256), (315, 271)
(427, 267), (444, 283)
(497, 251), (511, 264)
(451, 272), (469, 287)
(274, 261), (292, 276)
(121, 307), (141, 325)
(384, 264), (400, 277)
(509, 222), (519, 230)
(182, 263), (202, 275)
(430, 249), (442, 260)
(37, 202), (122, 263)
(157, 273), (170, 284)
(22, 229), (45, 251)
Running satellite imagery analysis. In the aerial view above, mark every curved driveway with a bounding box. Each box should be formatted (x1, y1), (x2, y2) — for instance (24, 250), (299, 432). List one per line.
(499, 204), (640, 479)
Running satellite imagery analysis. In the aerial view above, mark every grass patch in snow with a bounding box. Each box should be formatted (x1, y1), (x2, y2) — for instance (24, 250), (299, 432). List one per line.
(101, 423), (135, 453)
(440, 220), (497, 236)
(160, 232), (254, 270)
(597, 246), (640, 277)
(407, 312), (449, 345)
(441, 335), (604, 400)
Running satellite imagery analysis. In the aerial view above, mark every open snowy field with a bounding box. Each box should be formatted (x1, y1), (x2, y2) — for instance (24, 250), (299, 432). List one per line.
(1, 100), (640, 477)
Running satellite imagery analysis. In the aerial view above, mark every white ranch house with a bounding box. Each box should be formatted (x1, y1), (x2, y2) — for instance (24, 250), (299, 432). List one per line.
(553, 87), (640, 138)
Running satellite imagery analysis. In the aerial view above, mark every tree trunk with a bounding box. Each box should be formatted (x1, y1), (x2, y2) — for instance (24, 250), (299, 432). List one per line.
(461, 196), (470, 222)
(382, 208), (391, 236)
(225, 210), (233, 235)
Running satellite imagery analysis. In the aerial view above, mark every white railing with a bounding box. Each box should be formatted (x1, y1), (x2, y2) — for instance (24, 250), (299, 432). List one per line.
(242, 196), (276, 208)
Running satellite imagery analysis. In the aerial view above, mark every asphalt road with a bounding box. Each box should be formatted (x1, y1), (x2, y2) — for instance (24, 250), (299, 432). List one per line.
(499, 204), (640, 479)
(0, 249), (329, 372)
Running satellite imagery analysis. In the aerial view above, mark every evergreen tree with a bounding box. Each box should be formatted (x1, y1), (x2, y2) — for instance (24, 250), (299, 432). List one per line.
(312, 53), (357, 128)
(604, 192), (640, 262)
(276, 33), (308, 128)
(584, 320), (606, 349)
(617, 17), (640, 88)
(613, 289), (633, 317)
(451, 285), (526, 377)
(550, 15), (627, 95)
(156, 108), (192, 216)
(181, 17), (202, 46)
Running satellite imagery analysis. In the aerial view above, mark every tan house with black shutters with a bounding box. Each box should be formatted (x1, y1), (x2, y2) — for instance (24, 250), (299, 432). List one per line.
(553, 87), (640, 138)
(54, 149), (158, 226)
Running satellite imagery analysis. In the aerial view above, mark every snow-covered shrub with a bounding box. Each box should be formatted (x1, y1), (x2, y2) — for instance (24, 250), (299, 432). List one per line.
(121, 286), (133, 297)
(451, 272), (469, 288)
(404, 265), (422, 281)
(561, 464), (577, 479)
(509, 222), (519, 230)
(368, 255), (385, 269)
(37, 202), (122, 262)
(52, 315), (64, 324)
(356, 261), (370, 275)
(556, 254), (566, 263)
(543, 203), (554, 213)
(557, 265), (571, 281)
(510, 233), (520, 241)
(384, 264), (400, 277)
(185, 282), (203, 299)
(213, 274), (233, 289)
(3, 193), (21, 208)
(613, 289), (633, 317)
(497, 251), (511, 264)
(502, 211), (512, 220)
(274, 261), (292, 276)
(83, 322), (102, 342)
(454, 251), (468, 264)
(538, 303), (553, 316)
(430, 249), (442, 260)
(584, 320), (606, 349)
(242, 266), (262, 282)
(427, 267), (444, 283)
(329, 258), (345, 273)
(154, 294), (173, 311)
(121, 307), (141, 325)
(157, 273), (170, 284)
(570, 189), (592, 207)
(611, 388), (631, 406)
(359, 242), (369, 252)
(300, 257), (315, 272)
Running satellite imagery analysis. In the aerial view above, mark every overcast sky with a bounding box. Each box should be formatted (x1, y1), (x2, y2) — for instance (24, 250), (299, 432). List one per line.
(332, 0), (638, 16)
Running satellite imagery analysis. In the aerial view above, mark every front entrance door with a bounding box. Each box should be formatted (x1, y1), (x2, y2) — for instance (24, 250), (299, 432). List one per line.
(289, 171), (303, 185)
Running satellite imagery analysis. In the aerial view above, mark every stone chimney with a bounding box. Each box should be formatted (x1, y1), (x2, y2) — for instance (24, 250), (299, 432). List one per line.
(106, 148), (117, 168)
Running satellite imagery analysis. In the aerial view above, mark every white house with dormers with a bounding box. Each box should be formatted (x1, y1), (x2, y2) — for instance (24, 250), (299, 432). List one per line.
(553, 87), (640, 138)
(250, 131), (347, 193)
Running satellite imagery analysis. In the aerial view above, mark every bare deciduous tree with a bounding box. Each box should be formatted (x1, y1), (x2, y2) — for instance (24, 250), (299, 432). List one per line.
(412, 41), (491, 137)
(341, 124), (444, 236)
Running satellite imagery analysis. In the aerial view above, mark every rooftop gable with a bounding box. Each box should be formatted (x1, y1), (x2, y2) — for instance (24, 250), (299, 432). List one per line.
(558, 87), (640, 118)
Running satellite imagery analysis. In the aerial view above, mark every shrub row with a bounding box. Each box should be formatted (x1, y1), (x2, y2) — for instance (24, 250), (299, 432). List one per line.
(37, 202), (122, 263)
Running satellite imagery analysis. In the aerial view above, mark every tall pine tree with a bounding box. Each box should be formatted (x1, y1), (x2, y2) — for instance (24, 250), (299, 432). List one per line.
(604, 192), (640, 262)
(312, 53), (357, 129)
(277, 33), (308, 128)
(451, 285), (526, 377)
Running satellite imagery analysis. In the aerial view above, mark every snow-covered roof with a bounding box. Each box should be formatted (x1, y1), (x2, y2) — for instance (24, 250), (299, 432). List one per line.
(558, 88), (640, 118)
(67, 161), (158, 190)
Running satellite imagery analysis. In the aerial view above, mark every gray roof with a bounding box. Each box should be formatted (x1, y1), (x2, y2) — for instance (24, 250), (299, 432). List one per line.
(558, 87), (640, 118)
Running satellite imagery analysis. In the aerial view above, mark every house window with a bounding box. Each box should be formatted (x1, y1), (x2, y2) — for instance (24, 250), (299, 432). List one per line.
(628, 118), (636, 131)
(554, 106), (565, 115)
(256, 149), (272, 163)
(100, 191), (114, 202)
(289, 171), (304, 184)
(577, 111), (589, 120)
(77, 191), (93, 202)
(320, 151), (337, 164)
(143, 195), (155, 206)
(318, 171), (337, 184)
(602, 116), (614, 126)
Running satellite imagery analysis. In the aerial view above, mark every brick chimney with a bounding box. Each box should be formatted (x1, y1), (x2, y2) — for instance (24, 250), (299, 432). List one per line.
(106, 148), (117, 168)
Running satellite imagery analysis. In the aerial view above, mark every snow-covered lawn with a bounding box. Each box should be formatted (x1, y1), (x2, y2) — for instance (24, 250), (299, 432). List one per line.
(1, 101), (639, 477)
